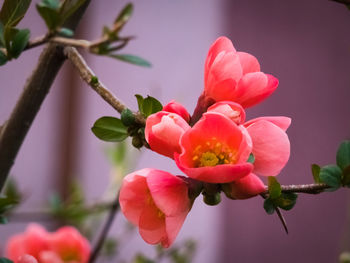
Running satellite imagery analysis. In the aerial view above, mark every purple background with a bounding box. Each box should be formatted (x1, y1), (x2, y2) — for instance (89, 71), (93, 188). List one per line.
(1, 0), (350, 262)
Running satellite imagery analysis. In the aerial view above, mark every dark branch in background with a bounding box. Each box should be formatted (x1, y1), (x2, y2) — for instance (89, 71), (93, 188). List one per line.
(64, 46), (145, 125)
(330, 0), (350, 5)
(89, 193), (120, 263)
(0, 1), (92, 192)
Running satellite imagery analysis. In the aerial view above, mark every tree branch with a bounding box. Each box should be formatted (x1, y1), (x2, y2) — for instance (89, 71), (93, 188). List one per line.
(0, 1), (92, 192)
(89, 193), (120, 263)
(262, 183), (329, 195)
(64, 46), (145, 125)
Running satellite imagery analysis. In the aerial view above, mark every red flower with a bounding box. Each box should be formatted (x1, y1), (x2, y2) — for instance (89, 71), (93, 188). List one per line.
(175, 113), (253, 183)
(145, 111), (190, 158)
(162, 100), (190, 123)
(119, 168), (191, 248)
(204, 36), (278, 108)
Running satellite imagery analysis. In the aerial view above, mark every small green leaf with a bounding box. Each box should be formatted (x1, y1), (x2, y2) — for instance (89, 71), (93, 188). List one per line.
(10, 28), (29, 58)
(114, 3), (133, 25)
(135, 94), (144, 113)
(109, 54), (151, 67)
(121, 108), (136, 127)
(4, 27), (18, 54)
(0, 0), (32, 27)
(268, 176), (281, 199)
(337, 140), (350, 171)
(247, 153), (255, 164)
(263, 198), (275, 214)
(90, 76), (98, 84)
(91, 116), (128, 142)
(58, 27), (74, 37)
(0, 215), (8, 224)
(0, 257), (13, 263)
(0, 50), (7, 66)
(319, 165), (342, 190)
(275, 192), (298, 211)
(311, 164), (322, 183)
(142, 96), (163, 117)
(0, 22), (5, 46)
(59, 0), (87, 25)
(36, 0), (60, 30)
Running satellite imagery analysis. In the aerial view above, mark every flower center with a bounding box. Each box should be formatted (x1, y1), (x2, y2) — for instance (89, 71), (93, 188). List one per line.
(192, 137), (237, 167)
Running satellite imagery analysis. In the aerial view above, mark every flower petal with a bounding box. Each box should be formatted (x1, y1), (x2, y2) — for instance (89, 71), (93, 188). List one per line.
(237, 52), (260, 74)
(247, 120), (290, 176)
(163, 212), (188, 248)
(207, 101), (246, 124)
(244, 116), (291, 131)
(226, 173), (266, 199)
(147, 172), (190, 216)
(235, 73), (278, 108)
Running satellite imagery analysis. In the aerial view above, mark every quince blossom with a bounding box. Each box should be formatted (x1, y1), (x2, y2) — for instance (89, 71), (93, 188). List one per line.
(6, 224), (90, 263)
(162, 100), (191, 123)
(145, 110), (190, 158)
(175, 113), (253, 183)
(119, 168), (191, 248)
(204, 36), (278, 108)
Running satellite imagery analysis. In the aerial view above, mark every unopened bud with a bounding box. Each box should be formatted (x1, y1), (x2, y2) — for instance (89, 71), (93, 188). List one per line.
(203, 192), (221, 206)
(121, 109), (136, 127)
(132, 136), (143, 149)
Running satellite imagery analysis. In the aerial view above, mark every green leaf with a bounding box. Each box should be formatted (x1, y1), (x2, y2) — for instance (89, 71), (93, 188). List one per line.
(114, 3), (133, 25)
(135, 94), (144, 112)
(0, 22), (5, 46)
(268, 176), (281, 199)
(142, 96), (163, 117)
(247, 153), (255, 164)
(109, 54), (151, 67)
(121, 108), (136, 126)
(4, 178), (21, 202)
(0, 215), (8, 224)
(59, 0), (87, 24)
(319, 165), (342, 190)
(337, 140), (350, 171)
(275, 192), (298, 211)
(263, 198), (275, 214)
(0, 257), (13, 263)
(311, 164), (321, 183)
(9, 28), (29, 58)
(0, 50), (7, 66)
(58, 27), (74, 37)
(0, 0), (31, 27)
(38, 0), (60, 9)
(4, 27), (18, 54)
(91, 116), (128, 142)
(36, 2), (60, 30)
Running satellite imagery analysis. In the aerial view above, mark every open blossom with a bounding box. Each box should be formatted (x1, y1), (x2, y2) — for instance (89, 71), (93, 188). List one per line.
(162, 100), (190, 123)
(6, 224), (90, 263)
(204, 36), (278, 108)
(174, 112), (253, 183)
(145, 111), (190, 158)
(208, 101), (291, 199)
(119, 168), (191, 248)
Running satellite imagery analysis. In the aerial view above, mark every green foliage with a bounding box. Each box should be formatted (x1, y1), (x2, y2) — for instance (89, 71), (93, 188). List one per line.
(135, 94), (163, 118)
(311, 164), (322, 183)
(268, 176), (281, 199)
(337, 140), (350, 171)
(121, 108), (136, 127)
(133, 254), (155, 263)
(91, 116), (128, 142)
(247, 153), (255, 164)
(114, 3), (133, 27)
(0, 0), (31, 27)
(59, 0), (87, 24)
(0, 50), (7, 65)
(101, 238), (119, 257)
(109, 54), (151, 67)
(0, 195), (19, 224)
(9, 28), (30, 58)
(0, 258), (14, 263)
(319, 165), (342, 191)
(57, 27), (74, 37)
(264, 177), (298, 214)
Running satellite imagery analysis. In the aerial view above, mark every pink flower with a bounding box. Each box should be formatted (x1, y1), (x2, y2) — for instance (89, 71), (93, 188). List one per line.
(204, 36), (278, 108)
(162, 100), (190, 123)
(174, 113), (253, 183)
(6, 224), (49, 262)
(208, 101), (291, 199)
(6, 224), (91, 263)
(145, 111), (190, 158)
(119, 168), (191, 248)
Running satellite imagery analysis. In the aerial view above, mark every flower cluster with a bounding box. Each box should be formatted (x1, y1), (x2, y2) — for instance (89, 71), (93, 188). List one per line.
(119, 36), (291, 247)
(5, 224), (90, 263)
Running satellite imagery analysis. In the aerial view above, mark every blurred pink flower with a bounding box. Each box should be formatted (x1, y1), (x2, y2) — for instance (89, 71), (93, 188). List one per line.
(119, 168), (191, 248)
(6, 224), (90, 263)
(17, 255), (38, 263)
(208, 101), (291, 199)
(145, 111), (190, 158)
(162, 100), (190, 123)
(174, 113), (253, 183)
(204, 36), (278, 108)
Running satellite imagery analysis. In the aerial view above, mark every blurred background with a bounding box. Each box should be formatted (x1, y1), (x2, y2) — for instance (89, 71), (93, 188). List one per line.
(1, 0), (350, 262)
